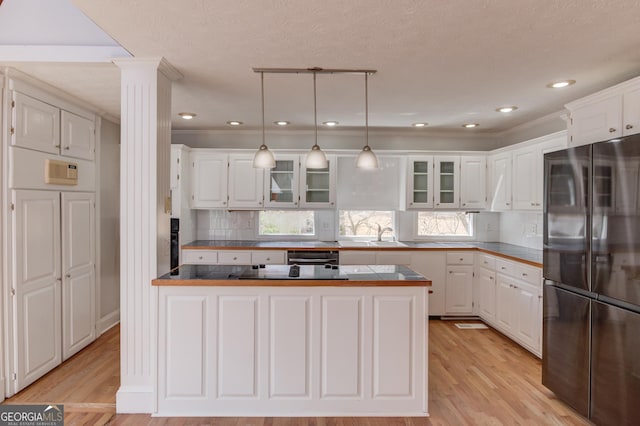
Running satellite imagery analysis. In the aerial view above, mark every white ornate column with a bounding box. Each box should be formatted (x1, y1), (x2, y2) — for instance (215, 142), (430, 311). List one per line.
(113, 57), (182, 413)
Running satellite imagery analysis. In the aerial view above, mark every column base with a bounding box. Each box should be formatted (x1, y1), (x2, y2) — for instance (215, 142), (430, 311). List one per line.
(116, 386), (154, 413)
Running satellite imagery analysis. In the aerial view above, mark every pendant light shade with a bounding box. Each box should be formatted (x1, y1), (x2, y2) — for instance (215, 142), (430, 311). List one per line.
(305, 72), (328, 169)
(356, 72), (378, 169)
(253, 72), (276, 169)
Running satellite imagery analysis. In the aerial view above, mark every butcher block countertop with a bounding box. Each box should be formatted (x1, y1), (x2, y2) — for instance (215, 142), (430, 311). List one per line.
(153, 264), (431, 287)
(182, 240), (543, 267)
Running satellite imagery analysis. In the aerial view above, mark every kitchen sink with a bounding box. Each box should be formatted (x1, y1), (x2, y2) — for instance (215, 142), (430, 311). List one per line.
(338, 241), (407, 247)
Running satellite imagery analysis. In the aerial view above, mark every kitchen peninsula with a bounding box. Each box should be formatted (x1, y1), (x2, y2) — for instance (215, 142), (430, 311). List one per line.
(152, 264), (431, 416)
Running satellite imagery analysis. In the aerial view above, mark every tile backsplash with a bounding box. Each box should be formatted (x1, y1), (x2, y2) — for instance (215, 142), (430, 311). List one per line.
(498, 211), (543, 249)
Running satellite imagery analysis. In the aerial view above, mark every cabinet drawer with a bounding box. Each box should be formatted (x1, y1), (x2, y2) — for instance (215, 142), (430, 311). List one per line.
(218, 251), (252, 265)
(446, 252), (474, 265)
(182, 249), (218, 265)
(476, 253), (496, 270)
(251, 250), (285, 265)
(514, 263), (542, 286)
(495, 258), (517, 276)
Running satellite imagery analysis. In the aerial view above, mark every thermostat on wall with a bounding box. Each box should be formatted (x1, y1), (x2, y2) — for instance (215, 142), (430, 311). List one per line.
(45, 159), (78, 185)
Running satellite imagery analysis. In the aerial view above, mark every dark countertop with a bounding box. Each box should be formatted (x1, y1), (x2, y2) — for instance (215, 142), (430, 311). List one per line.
(153, 264), (430, 287)
(182, 240), (543, 266)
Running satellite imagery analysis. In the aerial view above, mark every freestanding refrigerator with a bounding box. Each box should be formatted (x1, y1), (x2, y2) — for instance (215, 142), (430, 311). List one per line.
(543, 134), (640, 425)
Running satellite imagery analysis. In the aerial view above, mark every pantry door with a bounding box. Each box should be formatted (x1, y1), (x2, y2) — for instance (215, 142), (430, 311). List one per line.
(12, 190), (62, 392)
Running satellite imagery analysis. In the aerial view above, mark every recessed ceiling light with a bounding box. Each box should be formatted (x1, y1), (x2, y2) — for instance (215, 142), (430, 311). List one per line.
(323, 121), (339, 127)
(412, 122), (428, 128)
(274, 121), (290, 126)
(496, 106), (518, 113)
(178, 112), (196, 120)
(547, 80), (576, 89)
(462, 123), (479, 128)
(226, 120), (243, 126)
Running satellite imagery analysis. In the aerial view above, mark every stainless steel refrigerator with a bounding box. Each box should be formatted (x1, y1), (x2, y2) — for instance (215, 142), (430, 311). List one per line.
(543, 134), (640, 425)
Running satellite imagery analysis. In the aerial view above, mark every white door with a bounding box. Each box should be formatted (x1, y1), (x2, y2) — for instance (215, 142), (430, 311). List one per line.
(434, 156), (460, 209)
(514, 281), (541, 352)
(444, 265), (473, 314)
(489, 153), (511, 210)
(406, 156), (434, 209)
(264, 156), (300, 209)
(61, 192), (96, 360)
(623, 87), (640, 136)
(12, 92), (60, 155)
(460, 155), (486, 209)
(191, 153), (228, 208)
(60, 110), (95, 160)
(12, 190), (62, 392)
(569, 95), (622, 146)
(228, 155), (264, 209)
(495, 275), (515, 334)
(477, 268), (496, 322)
(300, 155), (336, 208)
(512, 148), (537, 210)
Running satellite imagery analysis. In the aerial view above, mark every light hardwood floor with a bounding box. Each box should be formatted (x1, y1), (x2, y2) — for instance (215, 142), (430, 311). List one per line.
(2, 321), (592, 425)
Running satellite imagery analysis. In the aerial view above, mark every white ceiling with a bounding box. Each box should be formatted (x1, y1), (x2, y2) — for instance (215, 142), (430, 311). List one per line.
(3, 0), (640, 137)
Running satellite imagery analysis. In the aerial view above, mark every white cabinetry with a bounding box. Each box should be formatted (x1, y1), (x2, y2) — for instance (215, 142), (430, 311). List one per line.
(228, 154), (264, 209)
(11, 190), (95, 392)
(566, 76), (640, 147)
(488, 152), (511, 210)
(190, 152), (228, 208)
(444, 252), (474, 315)
(434, 156), (460, 209)
(410, 251), (446, 316)
(265, 155), (336, 209)
(460, 155), (486, 209)
(406, 156), (434, 209)
(181, 249), (286, 265)
(12, 91), (95, 160)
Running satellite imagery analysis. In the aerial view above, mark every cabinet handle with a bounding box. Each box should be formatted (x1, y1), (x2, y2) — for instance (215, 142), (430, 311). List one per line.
(330, 202), (334, 206)
(428, 290), (434, 294)
(294, 202), (298, 206)
(459, 258), (463, 261)
(233, 257), (237, 260)
(65, 274), (71, 278)
(489, 276), (494, 280)
(222, 201), (226, 205)
(410, 202), (413, 205)
(449, 270), (453, 274)
(54, 144), (61, 148)
(64, 146), (70, 150)
(522, 273), (528, 277)
(609, 128), (616, 133)
(462, 203), (466, 206)
(266, 257), (270, 261)
(506, 202), (510, 206)
(531, 202), (535, 206)
(199, 256), (203, 260)
(626, 124), (634, 130)
(501, 266), (506, 270)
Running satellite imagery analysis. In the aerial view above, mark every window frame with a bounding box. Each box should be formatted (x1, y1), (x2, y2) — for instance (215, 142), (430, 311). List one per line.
(337, 210), (397, 241)
(256, 210), (319, 240)
(412, 211), (476, 241)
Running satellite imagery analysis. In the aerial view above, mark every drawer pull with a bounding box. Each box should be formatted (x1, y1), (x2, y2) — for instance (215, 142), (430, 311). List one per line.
(626, 124), (633, 130)
(459, 258), (463, 261)
(266, 257), (270, 261)
(199, 256), (203, 260)
(609, 127), (616, 133)
(490, 276), (494, 280)
(522, 273), (528, 277)
(233, 257), (237, 260)
(428, 290), (434, 294)
(501, 266), (506, 270)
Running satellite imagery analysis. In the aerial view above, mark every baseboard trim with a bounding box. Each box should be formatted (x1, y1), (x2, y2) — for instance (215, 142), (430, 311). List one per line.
(97, 310), (120, 335)
(116, 386), (153, 413)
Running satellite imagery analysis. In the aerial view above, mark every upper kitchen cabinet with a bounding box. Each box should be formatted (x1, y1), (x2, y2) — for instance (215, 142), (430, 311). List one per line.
(190, 152), (229, 209)
(488, 152), (512, 210)
(228, 154), (265, 209)
(459, 155), (486, 209)
(434, 156), (460, 209)
(12, 91), (95, 161)
(265, 154), (336, 209)
(566, 76), (640, 147)
(406, 156), (434, 209)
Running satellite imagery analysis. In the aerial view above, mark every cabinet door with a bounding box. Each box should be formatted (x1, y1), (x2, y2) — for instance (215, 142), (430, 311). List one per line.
(300, 155), (336, 208)
(60, 110), (95, 160)
(445, 264), (473, 314)
(536, 136), (568, 207)
(61, 192), (96, 360)
(460, 155), (486, 209)
(488, 153), (511, 210)
(512, 148), (537, 210)
(623, 87), (640, 136)
(569, 95), (622, 146)
(434, 156), (460, 209)
(514, 280), (541, 354)
(406, 156), (434, 209)
(495, 274), (516, 334)
(477, 267), (496, 322)
(191, 153), (228, 208)
(410, 251), (446, 316)
(12, 190), (62, 392)
(264, 156), (300, 208)
(228, 155), (264, 209)
(12, 92), (60, 155)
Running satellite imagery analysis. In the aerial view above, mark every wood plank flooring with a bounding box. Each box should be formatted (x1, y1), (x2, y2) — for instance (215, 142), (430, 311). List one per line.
(2, 321), (592, 425)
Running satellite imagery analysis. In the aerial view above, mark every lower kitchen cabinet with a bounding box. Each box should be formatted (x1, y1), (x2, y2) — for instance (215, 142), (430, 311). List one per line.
(445, 265), (474, 314)
(477, 266), (496, 322)
(181, 249), (286, 265)
(410, 252), (446, 316)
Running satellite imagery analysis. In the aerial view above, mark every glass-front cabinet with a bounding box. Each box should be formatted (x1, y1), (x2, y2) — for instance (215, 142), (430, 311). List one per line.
(264, 154), (336, 209)
(406, 156), (434, 209)
(434, 156), (460, 209)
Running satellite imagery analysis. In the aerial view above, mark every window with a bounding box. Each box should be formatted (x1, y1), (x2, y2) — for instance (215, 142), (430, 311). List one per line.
(258, 211), (315, 236)
(339, 210), (394, 238)
(416, 211), (474, 238)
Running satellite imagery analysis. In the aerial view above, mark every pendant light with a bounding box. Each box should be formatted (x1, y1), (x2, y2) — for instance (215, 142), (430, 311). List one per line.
(356, 72), (378, 169)
(305, 71), (329, 169)
(253, 72), (276, 169)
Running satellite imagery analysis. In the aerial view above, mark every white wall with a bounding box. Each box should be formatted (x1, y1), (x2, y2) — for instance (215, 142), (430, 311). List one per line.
(498, 211), (543, 249)
(97, 118), (120, 333)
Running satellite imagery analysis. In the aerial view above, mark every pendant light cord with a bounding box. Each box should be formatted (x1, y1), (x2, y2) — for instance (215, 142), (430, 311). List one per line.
(365, 72), (369, 148)
(261, 72), (266, 146)
(313, 72), (318, 147)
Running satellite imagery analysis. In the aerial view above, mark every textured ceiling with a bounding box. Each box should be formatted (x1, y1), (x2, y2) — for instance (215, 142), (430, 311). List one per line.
(7, 0), (640, 136)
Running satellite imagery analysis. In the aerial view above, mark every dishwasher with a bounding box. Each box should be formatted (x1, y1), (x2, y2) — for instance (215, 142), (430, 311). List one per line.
(287, 250), (339, 265)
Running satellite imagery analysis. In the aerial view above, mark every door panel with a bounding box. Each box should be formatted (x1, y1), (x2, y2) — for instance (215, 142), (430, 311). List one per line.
(61, 192), (96, 360)
(13, 190), (62, 391)
(61, 110), (95, 160)
(12, 92), (60, 154)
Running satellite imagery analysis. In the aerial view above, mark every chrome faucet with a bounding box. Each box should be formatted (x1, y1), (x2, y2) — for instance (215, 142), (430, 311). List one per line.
(376, 224), (393, 241)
